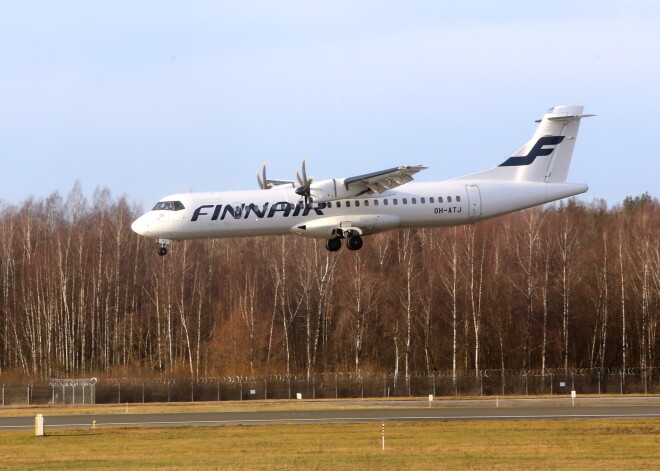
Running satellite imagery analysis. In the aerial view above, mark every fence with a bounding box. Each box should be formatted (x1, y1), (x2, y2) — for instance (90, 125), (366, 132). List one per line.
(1, 368), (659, 406)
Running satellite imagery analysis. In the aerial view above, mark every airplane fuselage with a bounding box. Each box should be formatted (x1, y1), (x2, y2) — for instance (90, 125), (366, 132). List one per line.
(132, 180), (587, 241)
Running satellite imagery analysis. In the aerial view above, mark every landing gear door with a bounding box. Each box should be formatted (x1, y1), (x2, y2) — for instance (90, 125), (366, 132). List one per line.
(466, 185), (482, 217)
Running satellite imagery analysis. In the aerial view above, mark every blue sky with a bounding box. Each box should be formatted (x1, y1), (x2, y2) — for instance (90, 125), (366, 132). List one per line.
(1, 1), (658, 210)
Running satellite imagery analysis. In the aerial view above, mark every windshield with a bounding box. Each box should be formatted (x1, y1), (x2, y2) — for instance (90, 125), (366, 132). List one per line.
(152, 201), (185, 211)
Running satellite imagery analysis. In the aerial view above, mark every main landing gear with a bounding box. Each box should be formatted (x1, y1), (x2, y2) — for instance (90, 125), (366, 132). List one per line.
(325, 237), (342, 252)
(324, 233), (364, 252)
(157, 239), (171, 256)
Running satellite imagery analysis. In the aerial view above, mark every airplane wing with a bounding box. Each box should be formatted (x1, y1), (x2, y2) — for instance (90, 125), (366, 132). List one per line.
(343, 165), (427, 195)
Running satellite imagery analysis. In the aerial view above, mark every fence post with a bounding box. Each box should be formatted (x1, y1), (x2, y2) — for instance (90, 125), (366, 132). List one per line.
(217, 380), (220, 402)
(644, 368), (648, 395)
(335, 374), (338, 399)
(598, 371), (601, 395)
(571, 372), (575, 392)
(361, 375), (364, 399)
(51, 385), (55, 405)
(501, 372), (505, 396)
(191, 382), (194, 402)
(167, 382), (171, 402)
(118, 381), (121, 404)
(288, 377), (291, 400)
(264, 378), (268, 400)
(550, 373), (553, 395)
(27, 385), (30, 406)
(383, 374), (386, 398)
(239, 379), (243, 401)
(480, 371), (483, 396)
(312, 376), (316, 400)
(525, 371), (528, 396)
(2, 385), (4, 406)
(142, 383), (145, 403)
(620, 370), (623, 395)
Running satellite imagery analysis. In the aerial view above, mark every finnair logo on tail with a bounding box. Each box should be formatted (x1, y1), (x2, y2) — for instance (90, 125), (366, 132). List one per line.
(499, 136), (565, 167)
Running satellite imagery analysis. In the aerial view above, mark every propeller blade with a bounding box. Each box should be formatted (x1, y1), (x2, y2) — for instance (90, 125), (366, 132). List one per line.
(262, 162), (267, 189)
(296, 169), (304, 187)
(301, 157), (307, 184)
(257, 171), (263, 189)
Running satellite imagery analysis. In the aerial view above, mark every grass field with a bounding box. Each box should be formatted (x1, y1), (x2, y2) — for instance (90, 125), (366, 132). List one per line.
(1, 419), (659, 470)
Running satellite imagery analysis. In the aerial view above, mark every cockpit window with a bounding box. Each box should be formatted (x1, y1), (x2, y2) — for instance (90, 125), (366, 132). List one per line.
(153, 201), (185, 211)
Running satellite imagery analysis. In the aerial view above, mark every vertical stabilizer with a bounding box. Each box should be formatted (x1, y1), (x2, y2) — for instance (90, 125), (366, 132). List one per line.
(456, 105), (593, 183)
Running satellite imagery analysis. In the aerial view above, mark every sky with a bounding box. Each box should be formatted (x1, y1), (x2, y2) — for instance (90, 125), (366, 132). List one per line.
(1, 1), (659, 211)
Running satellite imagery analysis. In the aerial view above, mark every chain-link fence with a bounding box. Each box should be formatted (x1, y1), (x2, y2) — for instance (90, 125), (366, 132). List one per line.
(2, 368), (659, 406)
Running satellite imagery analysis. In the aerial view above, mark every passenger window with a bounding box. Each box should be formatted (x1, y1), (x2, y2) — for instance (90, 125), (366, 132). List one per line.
(364, 200), (369, 207)
(337, 201), (341, 208)
(383, 199), (388, 206)
(429, 197), (434, 203)
(412, 198), (417, 204)
(438, 197), (443, 203)
(393, 199), (398, 205)
(448, 196), (452, 203)
(402, 198), (407, 204)
(327, 202), (332, 208)
(355, 201), (360, 207)
(374, 200), (379, 206)
(346, 201), (351, 208)
(456, 196), (461, 202)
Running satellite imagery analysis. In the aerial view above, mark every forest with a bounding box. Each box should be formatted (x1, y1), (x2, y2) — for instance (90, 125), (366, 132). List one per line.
(0, 183), (658, 380)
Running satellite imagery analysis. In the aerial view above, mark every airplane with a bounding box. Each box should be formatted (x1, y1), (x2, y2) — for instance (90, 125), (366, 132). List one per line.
(131, 105), (593, 255)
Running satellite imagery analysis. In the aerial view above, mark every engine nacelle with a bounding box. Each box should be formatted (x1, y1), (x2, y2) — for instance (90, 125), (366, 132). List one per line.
(308, 178), (362, 203)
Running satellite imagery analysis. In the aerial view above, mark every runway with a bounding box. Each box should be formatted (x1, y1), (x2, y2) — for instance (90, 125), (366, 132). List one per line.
(2, 397), (660, 431)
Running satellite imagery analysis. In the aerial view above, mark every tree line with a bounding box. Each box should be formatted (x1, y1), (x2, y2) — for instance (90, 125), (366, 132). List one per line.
(0, 184), (658, 380)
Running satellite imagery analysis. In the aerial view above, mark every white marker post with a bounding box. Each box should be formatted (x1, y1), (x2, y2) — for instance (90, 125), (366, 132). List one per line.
(571, 390), (576, 407)
(381, 423), (385, 450)
(35, 414), (44, 437)
(428, 394), (433, 408)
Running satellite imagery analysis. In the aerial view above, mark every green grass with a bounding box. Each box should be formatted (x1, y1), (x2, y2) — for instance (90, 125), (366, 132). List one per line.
(1, 420), (659, 470)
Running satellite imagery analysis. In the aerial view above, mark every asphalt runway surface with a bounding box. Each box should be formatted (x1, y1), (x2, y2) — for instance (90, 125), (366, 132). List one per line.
(2, 397), (659, 431)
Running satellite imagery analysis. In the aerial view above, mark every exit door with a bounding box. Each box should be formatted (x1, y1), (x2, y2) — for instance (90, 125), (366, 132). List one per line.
(466, 185), (482, 217)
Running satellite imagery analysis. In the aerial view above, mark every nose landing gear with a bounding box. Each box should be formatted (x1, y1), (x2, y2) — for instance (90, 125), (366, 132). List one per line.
(158, 238), (171, 256)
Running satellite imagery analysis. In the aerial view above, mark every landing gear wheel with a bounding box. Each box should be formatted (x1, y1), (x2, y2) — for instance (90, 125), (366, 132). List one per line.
(325, 237), (342, 252)
(158, 247), (168, 256)
(346, 235), (363, 251)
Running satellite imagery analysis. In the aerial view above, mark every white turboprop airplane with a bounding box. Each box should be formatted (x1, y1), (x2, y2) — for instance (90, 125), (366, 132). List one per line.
(131, 105), (592, 255)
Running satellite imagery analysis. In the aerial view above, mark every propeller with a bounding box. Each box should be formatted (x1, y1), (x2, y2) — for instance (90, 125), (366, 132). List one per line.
(295, 157), (314, 204)
(256, 162), (268, 189)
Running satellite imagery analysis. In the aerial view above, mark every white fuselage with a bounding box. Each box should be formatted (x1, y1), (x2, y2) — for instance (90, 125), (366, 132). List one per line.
(131, 179), (588, 241)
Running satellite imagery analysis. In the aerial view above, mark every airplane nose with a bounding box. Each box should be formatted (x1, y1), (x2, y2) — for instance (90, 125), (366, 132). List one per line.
(131, 216), (149, 236)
